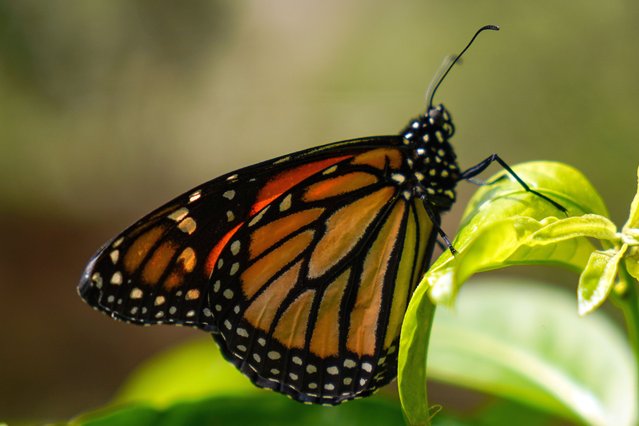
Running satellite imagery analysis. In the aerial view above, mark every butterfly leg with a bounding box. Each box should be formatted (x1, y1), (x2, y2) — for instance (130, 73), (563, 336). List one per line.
(459, 154), (567, 213)
(465, 174), (507, 186)
(422, 201), (457, 255)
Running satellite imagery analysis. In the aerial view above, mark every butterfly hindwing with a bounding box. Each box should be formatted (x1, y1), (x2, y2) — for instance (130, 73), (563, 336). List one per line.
(206, 145), (436, 404)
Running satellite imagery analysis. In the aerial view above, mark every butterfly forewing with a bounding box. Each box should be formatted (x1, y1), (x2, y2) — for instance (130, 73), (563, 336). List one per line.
(78, 175), (260, 331)
(79, 137), (411, 330)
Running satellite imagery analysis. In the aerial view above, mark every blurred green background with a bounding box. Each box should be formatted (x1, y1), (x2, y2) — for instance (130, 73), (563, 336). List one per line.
(2, 0), (638, 423)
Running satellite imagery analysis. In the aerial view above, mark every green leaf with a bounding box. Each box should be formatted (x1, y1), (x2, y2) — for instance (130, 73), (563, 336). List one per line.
(399, 162), (611, 424)
(624, 251), (639, 283)
(75, 340), (404, 425)
(623, 166), (639, 231)
(462, 161), (609, 222)
(578, 246), (628, 316)
(427, 278), (636, 426)
(398, 281), (437, 426)
(425, 162), (610, 306)
(526, 215), (617, 244)
(427, 216), (604, 306)
(429, 398), (558, 426)
(114, 338), (256, 406)
(72, 394), (405, 426)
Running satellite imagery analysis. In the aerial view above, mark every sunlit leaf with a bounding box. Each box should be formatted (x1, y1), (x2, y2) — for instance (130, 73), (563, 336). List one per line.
(526, 215), (617, 244)
(462, 161), (609, 222)
(114, 338), (256, 406)
(578, 247), (628, 316)
(425, 162), (609, 305)
(400, 162), (616, 425)
(427, 278), (636, 426)
(623, 166), (639, 231)
(398, 281), (436, 426)
(624, 252), (639, 283)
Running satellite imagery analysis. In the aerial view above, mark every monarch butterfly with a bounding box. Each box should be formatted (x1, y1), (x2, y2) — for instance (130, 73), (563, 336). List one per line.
(78, 25), (564, 406)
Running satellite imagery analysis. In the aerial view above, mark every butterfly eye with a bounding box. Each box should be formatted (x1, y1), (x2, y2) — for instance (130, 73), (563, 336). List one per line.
(428, 108), (444, 126)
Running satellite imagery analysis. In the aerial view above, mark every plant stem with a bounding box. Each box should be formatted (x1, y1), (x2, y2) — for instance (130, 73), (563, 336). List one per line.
(613, 264), (639, 407)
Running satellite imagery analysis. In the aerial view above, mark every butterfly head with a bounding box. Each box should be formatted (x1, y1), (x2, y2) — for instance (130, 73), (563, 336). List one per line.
(426, 104), (454, 138)
(399, 104), (460, 209)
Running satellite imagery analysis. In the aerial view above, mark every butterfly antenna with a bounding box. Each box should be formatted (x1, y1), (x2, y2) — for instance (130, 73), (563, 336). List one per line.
(426, 24), (500, 109)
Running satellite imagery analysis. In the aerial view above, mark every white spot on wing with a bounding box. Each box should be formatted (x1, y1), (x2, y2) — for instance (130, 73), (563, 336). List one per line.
(230, 240), (241, 255)
(111, 272), (123, 285)
(273, 156), (290, 164)
(178, 217), (197, 234)
(267, 351), (281, 360)
(189, 190), (202, 203)
(279, 194), (292, 212)
(391, 173), (406, 184)
(343, 359), (356, 368)
(91, 273), (103, 289)
(322, 165), (337, 175)
(229, 262), (239, 276)
(168, 207), (189, 222)
(249, 206), (270, 227)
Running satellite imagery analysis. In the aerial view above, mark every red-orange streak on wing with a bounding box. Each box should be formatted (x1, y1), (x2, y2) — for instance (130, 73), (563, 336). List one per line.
(204, 223), (243, 277)
(249, 155), (353, 215)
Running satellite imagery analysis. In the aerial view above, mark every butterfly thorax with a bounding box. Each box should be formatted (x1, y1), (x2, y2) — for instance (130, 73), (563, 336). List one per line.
(399, 104), (460, 211)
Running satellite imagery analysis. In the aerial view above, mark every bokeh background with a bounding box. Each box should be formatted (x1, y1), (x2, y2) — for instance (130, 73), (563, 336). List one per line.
(2, 0), (638, 423)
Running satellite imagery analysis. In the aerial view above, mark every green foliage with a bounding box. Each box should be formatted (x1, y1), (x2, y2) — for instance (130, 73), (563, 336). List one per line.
(399, 162), (639, 425)
(71, 162), (639, 426)
(114, 339), (256, 406)
(425, 161), (608, 307)
(71, 340), (405, 425)
(428, 279), (635, 425)
(72, 394), (405, 426)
